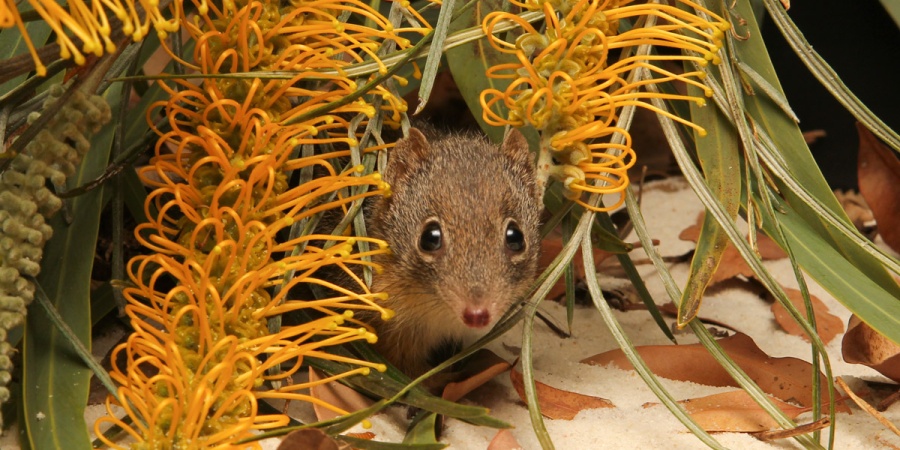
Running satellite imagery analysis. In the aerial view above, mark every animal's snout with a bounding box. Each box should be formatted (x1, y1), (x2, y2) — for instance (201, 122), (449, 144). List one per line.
(462, 307), (491, 328)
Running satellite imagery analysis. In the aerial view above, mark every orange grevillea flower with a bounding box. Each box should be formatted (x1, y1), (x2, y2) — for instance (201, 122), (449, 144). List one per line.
(481, 0), (729, 211)
(95, 0), (425, 447)
(0, 0), (180, 75)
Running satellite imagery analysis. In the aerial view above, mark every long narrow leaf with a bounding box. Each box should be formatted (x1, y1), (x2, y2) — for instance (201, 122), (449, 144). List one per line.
(587, 247), (730, 448)
(0, 6), (53, 92)
(712, 0), (900, 346)
(678, 66), (743, 326)
(521, 297), (554, 449)
(415, 0), (457, 114)
(21, 89), (117, 450)
(762, 0), (900, 153)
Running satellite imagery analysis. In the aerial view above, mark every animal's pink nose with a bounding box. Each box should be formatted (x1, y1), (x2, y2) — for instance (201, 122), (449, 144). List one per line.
(462, 308), (491, 328)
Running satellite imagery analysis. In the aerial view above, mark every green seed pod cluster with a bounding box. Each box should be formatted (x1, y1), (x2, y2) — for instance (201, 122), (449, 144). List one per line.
(0, 84), (111, 414)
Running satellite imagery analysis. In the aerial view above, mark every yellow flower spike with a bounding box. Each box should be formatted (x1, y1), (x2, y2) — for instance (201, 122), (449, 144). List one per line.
(98, 0), (428, 446)
(482, 0), (728, 211)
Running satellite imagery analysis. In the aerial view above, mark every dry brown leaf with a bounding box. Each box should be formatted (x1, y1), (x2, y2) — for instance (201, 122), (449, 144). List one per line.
(754, 417), (831, 442)
(842, 315), (900, 383)
(539, 236), (615, 300)
(857, 123), (900, 252)
(875, 435), (900, 450)
(771, 288), (844, 344)
(488, 429), (523, 450)
(345, 432), (376, 440)
(582, 332), (845, 411)
(836, 377), (900, 438)
(644, 390), (809, 432)
(309, 367), (375, 422)
(442, 349), (512, 403)
(833, 189), (874, 232)
(679, 213), (786, 285)
(277, 429), (346, 450)
(802, 129), (827, 144)
(509, 368), (614, 420)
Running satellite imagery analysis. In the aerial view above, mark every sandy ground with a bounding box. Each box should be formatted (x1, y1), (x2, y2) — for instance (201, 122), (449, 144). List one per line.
(4, 177), (899, 449)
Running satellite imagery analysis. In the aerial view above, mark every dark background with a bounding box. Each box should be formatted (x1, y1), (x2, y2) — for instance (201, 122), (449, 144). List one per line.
(760, 0), (900, 191)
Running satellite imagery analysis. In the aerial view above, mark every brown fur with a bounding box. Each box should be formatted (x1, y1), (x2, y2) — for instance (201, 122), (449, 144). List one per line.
(365, 126), (542, 377)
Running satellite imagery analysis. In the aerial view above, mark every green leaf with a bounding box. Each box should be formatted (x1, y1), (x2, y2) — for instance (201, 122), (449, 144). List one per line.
(562, 213), (576, 331)
(760, 196), (900, 340)
(403, 411), (440, 445)
(445, 0), (540, 148)
(0, 5), (53, 92)
(15, 389), (33, 450)
(21, 88), (118, 450)
(763, 0), (900, 152)
(307, 357), (510, 429)
(593, 212), (675, 342)
(339, 435), (446, 450)
(730, 0), (900, 341)
(89, 282), (117, 327)
(520, 298), (553, 450)
(678, 67), (743, 326)
(415, 0), (457, 115)
(646, 106), (824, 449)
(882, 0), (900, 29)
(581, 212), (726, 449)
(121, 165), (149, 224)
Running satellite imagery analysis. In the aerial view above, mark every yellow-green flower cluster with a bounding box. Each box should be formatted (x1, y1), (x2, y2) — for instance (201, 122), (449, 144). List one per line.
(482, 0), (729, 210)
(95, 0), (425, 447)
(0, 0), (180, 76)
(0, 84), (110, 426)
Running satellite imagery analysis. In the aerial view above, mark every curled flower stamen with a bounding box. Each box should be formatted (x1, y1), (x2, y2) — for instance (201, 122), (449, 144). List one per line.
(2, 0), (178, 75)
(481, 0), (729, 210)
(96, 0), (428, 447)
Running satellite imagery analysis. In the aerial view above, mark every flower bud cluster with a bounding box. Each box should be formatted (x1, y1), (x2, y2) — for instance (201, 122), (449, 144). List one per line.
(0, 85), (110, 418)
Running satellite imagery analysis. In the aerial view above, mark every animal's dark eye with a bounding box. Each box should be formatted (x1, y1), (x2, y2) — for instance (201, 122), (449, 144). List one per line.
(505, 221), (525, 252)
(419, 221), (443, 252)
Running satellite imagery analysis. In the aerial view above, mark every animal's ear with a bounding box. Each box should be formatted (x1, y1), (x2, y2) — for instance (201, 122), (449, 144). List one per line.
(384, 127), (430, 183)
(499, 127), (532, 168)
